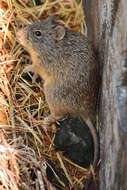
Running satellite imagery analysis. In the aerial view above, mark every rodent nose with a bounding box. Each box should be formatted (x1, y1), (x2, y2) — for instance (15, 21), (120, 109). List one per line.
(16, 29), (26, 46)
(16, 29), (24, 41)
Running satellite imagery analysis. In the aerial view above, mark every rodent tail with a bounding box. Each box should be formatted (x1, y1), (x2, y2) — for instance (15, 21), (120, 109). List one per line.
(83, 118), (99, 190)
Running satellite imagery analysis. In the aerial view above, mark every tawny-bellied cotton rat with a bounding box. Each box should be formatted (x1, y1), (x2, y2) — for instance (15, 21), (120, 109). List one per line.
(17, 15), (99, 189)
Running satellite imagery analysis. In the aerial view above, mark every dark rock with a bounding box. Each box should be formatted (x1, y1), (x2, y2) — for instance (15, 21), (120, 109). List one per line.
(54, 116), (94, 168)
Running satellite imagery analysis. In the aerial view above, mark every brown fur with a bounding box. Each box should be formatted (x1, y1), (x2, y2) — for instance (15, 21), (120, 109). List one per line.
(17, 15), (100, 189)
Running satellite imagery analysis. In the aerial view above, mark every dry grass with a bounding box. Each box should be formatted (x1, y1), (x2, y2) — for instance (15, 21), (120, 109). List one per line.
(0, 0), (91, 189)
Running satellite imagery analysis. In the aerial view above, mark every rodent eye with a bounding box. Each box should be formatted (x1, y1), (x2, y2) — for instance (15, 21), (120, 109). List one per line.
(34, 30), (42, 38)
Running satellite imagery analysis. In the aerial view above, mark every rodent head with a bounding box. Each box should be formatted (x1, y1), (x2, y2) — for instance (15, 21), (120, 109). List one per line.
(17, 15), (66, 56)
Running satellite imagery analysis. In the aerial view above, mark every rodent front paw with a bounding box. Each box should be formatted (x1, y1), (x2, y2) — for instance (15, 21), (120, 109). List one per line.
(23, 65), (35, 73)
(23, 65), (39, 83)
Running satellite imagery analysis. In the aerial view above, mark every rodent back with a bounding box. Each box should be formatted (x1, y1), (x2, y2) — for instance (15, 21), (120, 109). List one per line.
(23, 16), (99, 121)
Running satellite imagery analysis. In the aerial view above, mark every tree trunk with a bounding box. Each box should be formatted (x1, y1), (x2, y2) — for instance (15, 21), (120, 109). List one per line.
(83, 0), (127, 189)
(99, 0), (127, 189)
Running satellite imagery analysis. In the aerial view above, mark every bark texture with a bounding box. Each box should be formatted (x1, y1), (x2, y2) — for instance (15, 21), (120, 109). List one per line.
(99, 0), (127, 189)
(83, 0), (127, 189)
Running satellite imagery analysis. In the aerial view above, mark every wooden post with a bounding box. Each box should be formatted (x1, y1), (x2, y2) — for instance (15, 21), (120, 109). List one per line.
(83, 0), (127, 189)
(99, 0), (127, 189)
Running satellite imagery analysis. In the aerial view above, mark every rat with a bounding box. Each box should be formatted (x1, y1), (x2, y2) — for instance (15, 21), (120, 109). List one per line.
(17, 15), (100, 189)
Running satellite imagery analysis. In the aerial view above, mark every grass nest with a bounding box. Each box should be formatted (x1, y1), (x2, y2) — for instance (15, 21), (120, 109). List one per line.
(0, 0), (97, 189)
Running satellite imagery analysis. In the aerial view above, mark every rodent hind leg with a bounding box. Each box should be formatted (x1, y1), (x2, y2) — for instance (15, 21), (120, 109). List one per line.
(43, 114), (63, 126)
(42, 115), (54, 126)
(43, 105), (67, 126)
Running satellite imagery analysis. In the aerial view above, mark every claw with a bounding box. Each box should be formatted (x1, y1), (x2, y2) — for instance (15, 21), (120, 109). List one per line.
(31, 73), (39, 83)
(22, 65), (39, 83)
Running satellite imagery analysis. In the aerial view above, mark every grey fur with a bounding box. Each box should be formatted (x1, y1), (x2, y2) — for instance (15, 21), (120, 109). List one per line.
(18, 15), (100, 189)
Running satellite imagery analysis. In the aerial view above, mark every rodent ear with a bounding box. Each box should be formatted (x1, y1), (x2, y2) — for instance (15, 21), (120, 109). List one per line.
(54, 25), (65, 40)
(46, 14), (58, 25)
